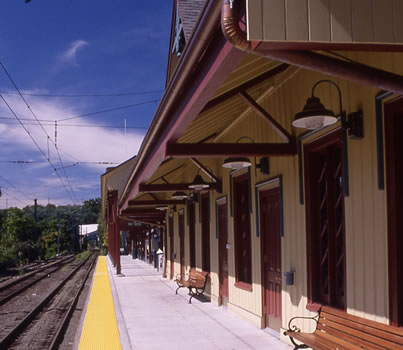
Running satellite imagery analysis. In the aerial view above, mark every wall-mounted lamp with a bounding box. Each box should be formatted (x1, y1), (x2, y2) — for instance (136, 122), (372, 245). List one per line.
(171, 191), (189, 200)
(292, 80), (363, 138)
(188, 168), (210, 191)
(292, 80), (339, 130)
(156, 206), (168, 211)
(222, 136), (270, 175)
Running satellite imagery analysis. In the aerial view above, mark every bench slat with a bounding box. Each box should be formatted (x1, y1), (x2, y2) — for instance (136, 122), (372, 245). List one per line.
(286, 331), (350, 350)
(321, 306), (403, 338)
(320, 311), (403, 347)
(317, 323), (388, 350)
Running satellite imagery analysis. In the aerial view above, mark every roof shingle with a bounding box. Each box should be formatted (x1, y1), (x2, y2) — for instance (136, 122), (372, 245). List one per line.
(177, 0), (207, 42)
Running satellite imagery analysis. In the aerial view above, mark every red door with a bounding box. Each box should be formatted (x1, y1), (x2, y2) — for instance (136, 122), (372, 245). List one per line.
(218, 202), (229, 305)
(169, 215), (174, 279)
(201, 194), (210, 272)
(260, 187), (282, 332)
(188, 202), (196, 268)
(384, 97), (403, 327)
(179, 210), (185, 278)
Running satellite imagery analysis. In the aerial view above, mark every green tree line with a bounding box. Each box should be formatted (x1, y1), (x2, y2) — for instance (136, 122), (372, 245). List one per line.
(0, 198), (102, 271)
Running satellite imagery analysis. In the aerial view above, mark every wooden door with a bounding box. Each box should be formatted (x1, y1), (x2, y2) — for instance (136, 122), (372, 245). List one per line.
(201, 194), (210, 272)
(218, 202), (229, 305)
(169, 215), (174, 279)
(384, 97), (403, 327)
(179, 210), (185, 278)
(188, 202), (196, 268)
(260, 187), (282, 332)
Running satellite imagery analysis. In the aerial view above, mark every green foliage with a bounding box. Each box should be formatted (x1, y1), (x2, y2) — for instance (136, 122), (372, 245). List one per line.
(0, 197), (101, 270)
(97, 213), (107, 248)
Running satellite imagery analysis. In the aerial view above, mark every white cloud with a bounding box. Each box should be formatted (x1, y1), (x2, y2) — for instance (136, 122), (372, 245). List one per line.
(0, 93), (145, 208)
(61, 40), (89, 66)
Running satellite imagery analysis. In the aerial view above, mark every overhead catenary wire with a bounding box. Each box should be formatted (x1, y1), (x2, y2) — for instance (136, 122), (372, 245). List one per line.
(0, 94), (76, 205)
(0, 187), (31, 206)
(0, 62), (79, 204)
(0, 175), (36, 200)
(58, 99), (160, 121)
(0, 119), (148, 129)
(0, 89), (164, 98)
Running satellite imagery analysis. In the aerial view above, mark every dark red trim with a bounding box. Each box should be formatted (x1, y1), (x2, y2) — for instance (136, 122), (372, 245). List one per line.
(202, 63), (288, 113)
(166, 142), (297, 158)
(256, 40), (403, 52)
(121, 28), (245, 210)
(128, 199), (187, 206)
(384, 97), (403, 327)
(138, 183), (218, 193)
(234, 281), (253, 292)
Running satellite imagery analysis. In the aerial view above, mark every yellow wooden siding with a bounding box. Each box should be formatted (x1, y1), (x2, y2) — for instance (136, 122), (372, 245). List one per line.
(161, 51), (403, 331)
(247, 0), (403, 44)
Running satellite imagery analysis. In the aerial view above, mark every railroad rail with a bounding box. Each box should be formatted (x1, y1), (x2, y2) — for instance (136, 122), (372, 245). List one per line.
(0, 254), (76, 306)
(0, 252), (98, 349)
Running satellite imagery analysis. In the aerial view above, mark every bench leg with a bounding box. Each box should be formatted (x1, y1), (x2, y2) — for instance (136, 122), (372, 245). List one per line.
(289, 337), (309, 349)
(175, 285), (184, 294)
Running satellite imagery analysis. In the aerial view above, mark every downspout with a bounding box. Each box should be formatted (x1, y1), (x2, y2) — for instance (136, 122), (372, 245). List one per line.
(221, 0), (403, 95)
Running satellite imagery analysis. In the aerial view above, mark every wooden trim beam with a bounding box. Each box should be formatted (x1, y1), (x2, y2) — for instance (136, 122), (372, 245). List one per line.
(238, 91), (294, 143)
(166, 143), (297, 158)
(128, 199), (187, 206)
(139, 183), (218, 193)
(202, 63), (289, 112)
(190, 158), (220, 183)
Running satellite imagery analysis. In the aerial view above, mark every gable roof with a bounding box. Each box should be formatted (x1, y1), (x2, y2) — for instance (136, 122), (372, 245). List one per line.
(177, 0), (207, 42)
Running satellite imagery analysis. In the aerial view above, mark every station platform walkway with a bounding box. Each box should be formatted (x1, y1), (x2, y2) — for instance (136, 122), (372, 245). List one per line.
(77, 255), (292, 350)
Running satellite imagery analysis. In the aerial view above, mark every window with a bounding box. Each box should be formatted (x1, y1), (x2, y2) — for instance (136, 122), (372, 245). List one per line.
(304, 130), (346, 310)
(233, 173), (252, 287)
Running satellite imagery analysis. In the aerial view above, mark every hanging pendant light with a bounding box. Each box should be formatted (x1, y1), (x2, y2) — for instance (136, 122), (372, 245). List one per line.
(171, 191), (189, 200)
(222, 157), (252, 170)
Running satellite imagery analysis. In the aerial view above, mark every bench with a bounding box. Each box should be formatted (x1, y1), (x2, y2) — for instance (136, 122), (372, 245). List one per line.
(174, 269), (209, 304)
(284, 305), (403, 349)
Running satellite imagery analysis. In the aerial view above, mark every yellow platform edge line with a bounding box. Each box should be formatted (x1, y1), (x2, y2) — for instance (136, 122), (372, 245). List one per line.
(79, 256), (122, 350)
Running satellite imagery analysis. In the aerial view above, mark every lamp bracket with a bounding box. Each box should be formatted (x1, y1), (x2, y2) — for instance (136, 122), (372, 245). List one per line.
(345, 111), (364, 139)
(256, 157), (270, 175)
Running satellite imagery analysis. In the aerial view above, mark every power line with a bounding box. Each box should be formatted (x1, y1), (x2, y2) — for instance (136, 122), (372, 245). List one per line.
(0, 94), (76, 205)
(0, 89), (163, 98)
(0, 62), (79, 204)
(0, 175), (35, 200)
(0, 187), (31, 206)
(0, 160), (119, 165)
(58, 99), (159, 121)
(0, 119), (148, 129)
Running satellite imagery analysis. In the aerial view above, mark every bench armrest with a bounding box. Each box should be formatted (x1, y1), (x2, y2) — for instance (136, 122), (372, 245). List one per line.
(286, 313), (320, 334)
(175, 273), (189, 282)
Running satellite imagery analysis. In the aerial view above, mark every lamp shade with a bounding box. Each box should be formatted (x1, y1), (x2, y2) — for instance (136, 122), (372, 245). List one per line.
(292, 96), (337, 130)
(156, 206), (168, 211)
(171, 191), (189, 200)
(222, 157), (252, 170)
(188, 174), (210, 191)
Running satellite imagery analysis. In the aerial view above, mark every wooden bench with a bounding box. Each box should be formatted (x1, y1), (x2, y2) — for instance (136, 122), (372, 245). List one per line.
(285, 305), (403, 349)
(174, 269), (209, 304)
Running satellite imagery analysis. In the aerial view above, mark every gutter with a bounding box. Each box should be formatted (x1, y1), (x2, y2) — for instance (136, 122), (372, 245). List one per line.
(221, 0), (403, 95)
(119, 1), (222, 211)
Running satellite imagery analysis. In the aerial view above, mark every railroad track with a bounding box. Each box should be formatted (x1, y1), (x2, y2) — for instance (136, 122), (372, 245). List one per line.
(0, 255), (67, 285)
(0, 255), (76, 306)
(0, 252), (98, 349)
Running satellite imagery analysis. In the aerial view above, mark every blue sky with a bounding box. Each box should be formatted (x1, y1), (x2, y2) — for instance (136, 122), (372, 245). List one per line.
(0, 0), (173, 208)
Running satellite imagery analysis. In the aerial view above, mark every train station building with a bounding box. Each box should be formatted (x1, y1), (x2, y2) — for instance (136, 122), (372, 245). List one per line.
(100, 0), (403, 347)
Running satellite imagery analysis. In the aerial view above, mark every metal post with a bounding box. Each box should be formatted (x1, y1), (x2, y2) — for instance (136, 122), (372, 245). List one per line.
(57, 211), (60, 256)
(34, 199), (38, 242)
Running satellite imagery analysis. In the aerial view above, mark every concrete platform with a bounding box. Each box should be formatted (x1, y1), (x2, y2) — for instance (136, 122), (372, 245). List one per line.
(107, 255), (292, 350)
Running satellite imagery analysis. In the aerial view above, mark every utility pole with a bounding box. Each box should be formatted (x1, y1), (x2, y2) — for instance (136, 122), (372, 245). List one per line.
(57, 211), (60, 256)
(34, 199), (38, 242)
